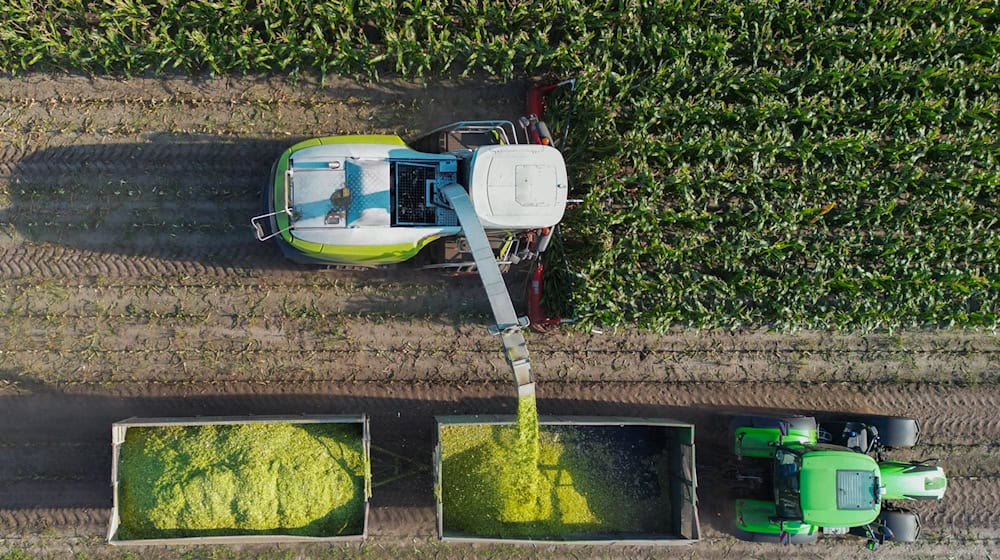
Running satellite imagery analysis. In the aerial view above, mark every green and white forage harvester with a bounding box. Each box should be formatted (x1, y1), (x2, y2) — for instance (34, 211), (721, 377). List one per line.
(252, 85), (574, 397)
(731, 414), (947, 550)
(251, 121), (566, 269)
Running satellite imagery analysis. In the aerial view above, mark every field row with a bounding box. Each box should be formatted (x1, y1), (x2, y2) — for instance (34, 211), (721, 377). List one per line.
(557, 0), (999, 329)
(1, 279), (997, 386)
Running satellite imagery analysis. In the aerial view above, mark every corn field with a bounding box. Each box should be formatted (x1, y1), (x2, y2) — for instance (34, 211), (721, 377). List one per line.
(1, 0), (997, 331)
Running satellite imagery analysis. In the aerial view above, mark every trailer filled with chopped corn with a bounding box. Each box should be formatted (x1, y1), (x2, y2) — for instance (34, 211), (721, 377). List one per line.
(434, 415), (699, 544)
(108, 415), (371, 545)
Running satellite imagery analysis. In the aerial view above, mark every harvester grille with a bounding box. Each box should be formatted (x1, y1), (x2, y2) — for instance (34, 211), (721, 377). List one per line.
(394, 162), (438, 225)
(836, 470), (879, 510)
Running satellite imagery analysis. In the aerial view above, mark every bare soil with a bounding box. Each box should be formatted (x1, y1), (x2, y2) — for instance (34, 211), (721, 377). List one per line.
(0, 74), (998, 559)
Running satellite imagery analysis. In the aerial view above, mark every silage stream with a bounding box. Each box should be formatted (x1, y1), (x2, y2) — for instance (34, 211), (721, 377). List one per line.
(505, 394), (541, 521)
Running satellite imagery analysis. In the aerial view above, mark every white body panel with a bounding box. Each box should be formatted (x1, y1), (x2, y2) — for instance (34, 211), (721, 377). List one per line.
(286, 143), (460, 246)
(468, 144), (568, 229)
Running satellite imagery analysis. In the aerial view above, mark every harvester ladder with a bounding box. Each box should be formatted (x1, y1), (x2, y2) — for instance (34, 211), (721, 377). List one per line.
(440, 183), (535, 397)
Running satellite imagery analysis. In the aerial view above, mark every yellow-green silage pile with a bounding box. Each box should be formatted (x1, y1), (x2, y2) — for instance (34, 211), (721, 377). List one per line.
(440, 400), (671, 538)
(117, 422), (367, 539)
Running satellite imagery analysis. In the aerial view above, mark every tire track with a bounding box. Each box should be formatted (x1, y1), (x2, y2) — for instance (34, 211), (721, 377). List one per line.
(0, 508), (108, 537)
(8, 361), (999, 443)
(0, 75), (528, 143)
(0, 480), (109, 510)
(0, 442), (108, 482)
(3, 382), (999, 445)
(0, 245), (290, 278)
(0, 141), (284, 181)
(0, 244), (431, 279)
(0, 140), (279, 264)
(0, 159), (266, 181)
(914, 478), (1000, 535)
(0, 140), (288, 165)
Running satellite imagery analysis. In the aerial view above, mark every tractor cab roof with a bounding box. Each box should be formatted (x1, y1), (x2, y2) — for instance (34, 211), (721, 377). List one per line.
(799, 449), (881, 528)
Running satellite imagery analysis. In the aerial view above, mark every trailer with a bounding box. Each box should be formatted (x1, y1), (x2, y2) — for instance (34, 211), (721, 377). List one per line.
(434, 415), (699, 544)
(108, 415), (371, 545)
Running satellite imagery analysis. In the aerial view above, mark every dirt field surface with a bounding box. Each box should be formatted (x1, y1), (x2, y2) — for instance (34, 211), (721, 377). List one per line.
(1, 74), (998, 560)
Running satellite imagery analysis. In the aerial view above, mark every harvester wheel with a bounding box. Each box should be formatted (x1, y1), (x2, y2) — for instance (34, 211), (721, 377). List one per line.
(734, 528), (818, 545)
(878, 509), (920, 543)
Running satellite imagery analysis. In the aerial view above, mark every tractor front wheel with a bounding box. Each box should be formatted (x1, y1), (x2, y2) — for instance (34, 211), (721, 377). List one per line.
(879, 509), (920, 543)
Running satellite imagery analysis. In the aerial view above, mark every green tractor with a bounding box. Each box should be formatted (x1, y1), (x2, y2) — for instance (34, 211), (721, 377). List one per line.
(731, 414), (947, 549)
